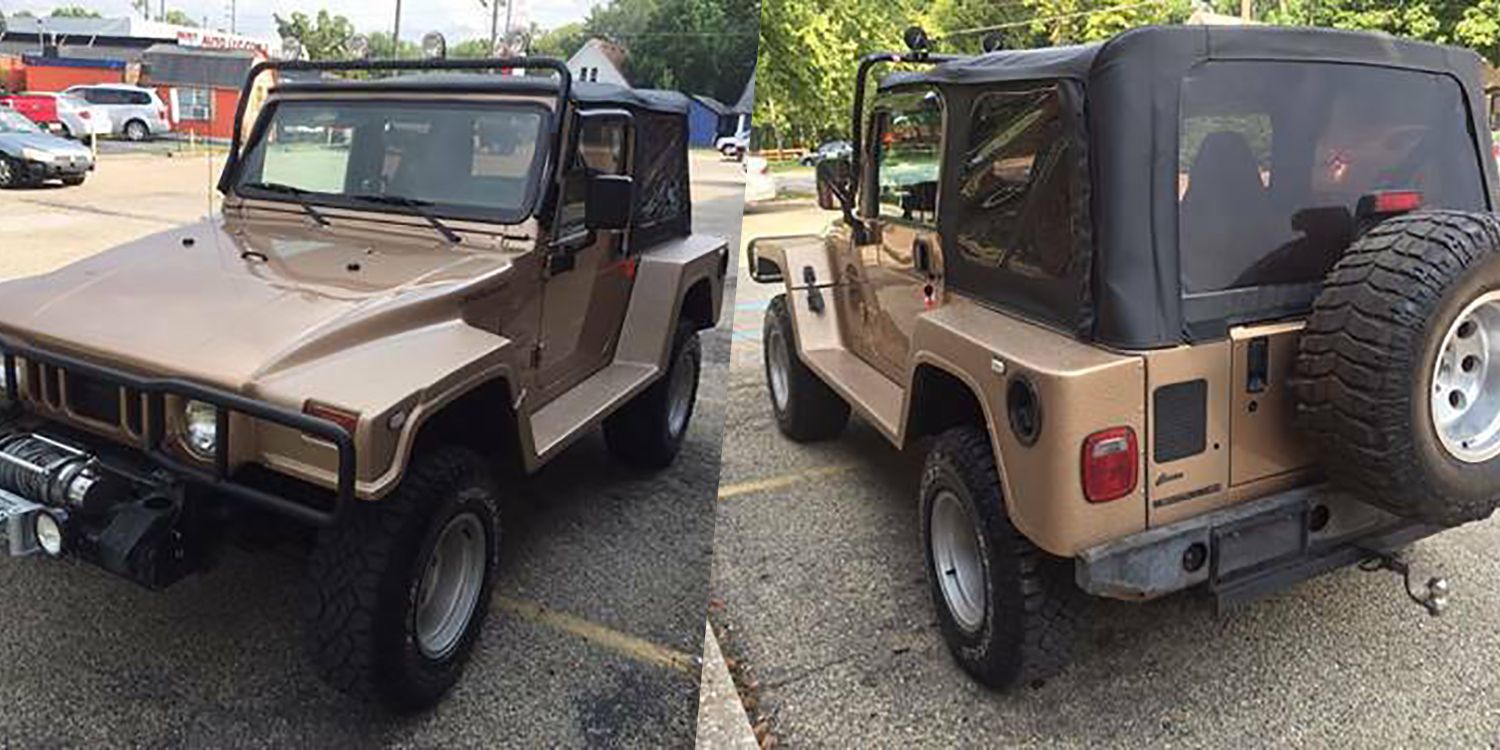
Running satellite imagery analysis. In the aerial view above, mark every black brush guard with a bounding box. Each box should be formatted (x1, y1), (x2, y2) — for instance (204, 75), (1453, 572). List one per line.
(0, 335), (353, 527)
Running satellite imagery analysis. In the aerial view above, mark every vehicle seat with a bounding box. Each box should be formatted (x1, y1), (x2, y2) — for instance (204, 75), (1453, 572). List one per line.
(1180, 131), (1277, 290)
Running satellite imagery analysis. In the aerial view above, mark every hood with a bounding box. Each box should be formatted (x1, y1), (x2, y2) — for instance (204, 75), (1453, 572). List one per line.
(0, 218), (519, 388)
(0, 131), (92, 159)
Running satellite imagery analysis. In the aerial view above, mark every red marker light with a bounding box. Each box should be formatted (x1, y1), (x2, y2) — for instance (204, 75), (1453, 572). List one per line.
(1370, 190), (1423, 214)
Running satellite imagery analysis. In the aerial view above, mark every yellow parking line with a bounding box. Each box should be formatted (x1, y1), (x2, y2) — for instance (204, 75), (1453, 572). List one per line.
(717, 464), (853, 500)
(497, 596), (700, 676)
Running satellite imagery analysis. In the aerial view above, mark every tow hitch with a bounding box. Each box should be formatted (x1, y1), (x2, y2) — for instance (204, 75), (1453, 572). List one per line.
(1360, 552), (1450, 616)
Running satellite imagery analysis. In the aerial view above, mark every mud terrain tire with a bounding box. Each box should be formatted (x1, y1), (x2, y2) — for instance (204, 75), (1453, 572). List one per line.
(1294, 210), (1500, 527)
(604, 321), (701, 469)
(920, 426), (1083, 689)
(764, 294), (850, 441)
(303, 445), (500, 711)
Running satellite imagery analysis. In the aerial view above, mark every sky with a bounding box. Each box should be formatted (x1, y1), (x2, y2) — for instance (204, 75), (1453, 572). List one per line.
(0, 0), (601, 42)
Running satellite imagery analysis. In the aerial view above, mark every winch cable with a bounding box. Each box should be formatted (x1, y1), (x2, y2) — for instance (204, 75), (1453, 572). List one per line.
(0, 433), (81, 502)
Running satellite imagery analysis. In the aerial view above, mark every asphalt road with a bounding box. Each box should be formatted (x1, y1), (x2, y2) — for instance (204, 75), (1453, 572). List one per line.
(0, 151), (740, 746)
(713, 200), (1500, 746)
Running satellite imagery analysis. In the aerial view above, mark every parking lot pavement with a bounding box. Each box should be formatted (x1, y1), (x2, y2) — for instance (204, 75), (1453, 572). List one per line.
(712, 200), (1500, 746)
(0, 152), (741, 746)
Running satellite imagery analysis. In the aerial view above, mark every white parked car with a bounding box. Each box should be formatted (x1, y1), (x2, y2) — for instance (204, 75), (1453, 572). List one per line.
(63, 84), (171, 141)
(744, 155), (777, 203)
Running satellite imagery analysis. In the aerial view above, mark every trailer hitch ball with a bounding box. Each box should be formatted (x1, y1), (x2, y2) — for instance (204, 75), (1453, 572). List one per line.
(1359, 552), (1450, 617)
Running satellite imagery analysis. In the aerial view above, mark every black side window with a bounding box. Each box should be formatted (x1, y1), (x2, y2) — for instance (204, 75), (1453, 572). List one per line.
(956, 86), (1073, 279)
(558, 116), (629, 238)
(129, 91), (152, 105)
(873, 89), (943, 226)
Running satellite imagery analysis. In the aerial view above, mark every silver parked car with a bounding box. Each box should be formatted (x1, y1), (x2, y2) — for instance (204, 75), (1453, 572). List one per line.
(0, 108), (94, 188)
(63, 84), (172, 141)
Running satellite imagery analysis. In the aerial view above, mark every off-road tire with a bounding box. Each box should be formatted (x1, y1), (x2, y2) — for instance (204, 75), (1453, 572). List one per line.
(764, 294), (849, 441)
(920, 426), (1083, 689)
(303, 445), (500, 711)
(124, 119), (148, 142)
(603, 321), (701, 469)
(1294, 210), (1500, 527)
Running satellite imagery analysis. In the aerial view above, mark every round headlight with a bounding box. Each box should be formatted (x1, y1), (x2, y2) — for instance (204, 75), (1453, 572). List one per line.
(183, 400), (218, 457)
(34, 512), (63, 557)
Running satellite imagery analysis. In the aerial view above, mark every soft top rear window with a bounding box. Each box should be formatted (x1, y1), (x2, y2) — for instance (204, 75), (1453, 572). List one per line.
(1178, 61), (1485, 295)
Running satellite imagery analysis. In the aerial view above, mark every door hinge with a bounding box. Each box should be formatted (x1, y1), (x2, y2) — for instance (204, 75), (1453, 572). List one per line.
(530, 341), (545, 369)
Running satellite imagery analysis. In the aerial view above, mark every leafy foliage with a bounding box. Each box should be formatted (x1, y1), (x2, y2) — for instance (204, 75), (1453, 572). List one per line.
(757, 0), (1500, 147)
(274, 10), (356, 61)
(49, 6), (102, 18)
(161, 10), (199, 28)
(579, 0), (760, 104)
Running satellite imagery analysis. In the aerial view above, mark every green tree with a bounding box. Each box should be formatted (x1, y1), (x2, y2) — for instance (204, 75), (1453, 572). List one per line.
(583, 0), (760, 104)
(274, 10), (355, 61)
(367, 31), (421, 59)
(161, 9), (199, 27)
(50, 6), (102, 18)
(450, 38), (496, 58)
(532, 22), (589, 59)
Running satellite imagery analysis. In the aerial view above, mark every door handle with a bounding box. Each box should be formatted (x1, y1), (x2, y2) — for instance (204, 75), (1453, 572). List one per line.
(913, 238), (933, 275)
(1246, 336), (1269, 394)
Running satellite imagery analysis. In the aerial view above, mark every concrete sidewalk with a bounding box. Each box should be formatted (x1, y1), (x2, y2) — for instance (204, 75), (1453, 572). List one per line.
(696, 622), (759, 749)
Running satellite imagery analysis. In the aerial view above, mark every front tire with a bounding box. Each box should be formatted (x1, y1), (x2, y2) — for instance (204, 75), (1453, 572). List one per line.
(0, 156), (18, 189)
(764, 294), (849, 441)
(61, 175), (85, 187)
(604, 320), (702, 469)
(920, 426), (1083, 689)
(303, 445), (500, 711)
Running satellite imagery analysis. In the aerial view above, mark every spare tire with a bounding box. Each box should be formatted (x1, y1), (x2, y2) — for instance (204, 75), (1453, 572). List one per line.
(1294, 210), (1500, 527)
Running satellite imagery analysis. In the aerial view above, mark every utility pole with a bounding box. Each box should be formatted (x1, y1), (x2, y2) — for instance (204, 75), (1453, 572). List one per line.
(393, 0), (403, 58)
(503, 0), (514, 53)
(1240, 0), (1253, 21)
(489, 0), (500, 56)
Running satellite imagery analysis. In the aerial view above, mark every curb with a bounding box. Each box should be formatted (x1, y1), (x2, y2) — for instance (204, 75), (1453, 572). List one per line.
(696, 620), (759, 749)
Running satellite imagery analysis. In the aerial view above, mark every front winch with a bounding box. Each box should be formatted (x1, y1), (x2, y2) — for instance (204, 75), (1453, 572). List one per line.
(0, 429), (191, 588)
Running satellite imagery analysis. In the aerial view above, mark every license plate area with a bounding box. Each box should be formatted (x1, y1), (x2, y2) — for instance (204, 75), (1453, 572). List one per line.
(0, 487), (42, 557)
(1212, 506), (1307, 583)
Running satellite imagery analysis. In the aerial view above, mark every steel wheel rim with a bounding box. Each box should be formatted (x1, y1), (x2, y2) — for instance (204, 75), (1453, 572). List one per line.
(1431, 290), (1500, 463)
(666, 342), (697, 439)
(930, 490), (986, 633)
(415, 511), (487, 660)
(766, 325), (791, 413)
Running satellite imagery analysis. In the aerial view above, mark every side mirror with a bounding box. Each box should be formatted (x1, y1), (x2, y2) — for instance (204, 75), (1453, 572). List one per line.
(586, 174), (634, 232)
(815, 156), (854, 212)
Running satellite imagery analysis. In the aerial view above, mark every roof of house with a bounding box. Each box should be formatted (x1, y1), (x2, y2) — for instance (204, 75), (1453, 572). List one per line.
(731, 69), (754, 113)
(690, 94), (729, 115)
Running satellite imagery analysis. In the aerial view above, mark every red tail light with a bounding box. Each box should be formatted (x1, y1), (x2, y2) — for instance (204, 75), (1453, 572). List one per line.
(305, 401), (360, 437)
(1081, 426), (1138, 503)
(1370, 190), (1423, 214)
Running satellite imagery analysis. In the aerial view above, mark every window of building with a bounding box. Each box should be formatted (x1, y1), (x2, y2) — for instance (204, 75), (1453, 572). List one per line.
(177, 87), (212, 122)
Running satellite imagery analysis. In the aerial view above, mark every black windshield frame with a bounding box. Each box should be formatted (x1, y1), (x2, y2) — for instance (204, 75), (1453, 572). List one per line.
(229, 97), (556, 226)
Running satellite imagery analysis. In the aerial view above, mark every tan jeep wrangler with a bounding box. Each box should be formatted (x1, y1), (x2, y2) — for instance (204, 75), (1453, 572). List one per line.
(749, 25), (1500, 688)
(0, 58), (726, 709)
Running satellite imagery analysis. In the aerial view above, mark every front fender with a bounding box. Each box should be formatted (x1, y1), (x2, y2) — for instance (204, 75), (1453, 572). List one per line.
(251, 319), (517, 499)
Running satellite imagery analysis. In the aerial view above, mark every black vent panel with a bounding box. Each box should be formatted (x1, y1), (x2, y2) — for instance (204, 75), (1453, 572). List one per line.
(1153, 379), (1207, 463)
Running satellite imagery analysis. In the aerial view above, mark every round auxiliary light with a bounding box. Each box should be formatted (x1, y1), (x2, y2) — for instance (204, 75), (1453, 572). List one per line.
(349, 33), (371, 60)
(183, 400), (218, 458)
(281, 37), (304, 62)
(422, 31), (447, 60)
(34, 512), (63, 557)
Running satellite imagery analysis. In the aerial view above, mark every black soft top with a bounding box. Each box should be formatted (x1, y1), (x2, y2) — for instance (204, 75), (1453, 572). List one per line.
(273, 73), (692, 115)
(873, 25), (1495, 349)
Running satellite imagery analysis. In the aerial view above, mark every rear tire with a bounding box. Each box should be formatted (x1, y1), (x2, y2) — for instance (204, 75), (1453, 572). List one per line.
(303, 445), (500, 711)
(603, 321), (702, 469)
(124, 119), (148, 142)
(920, 426), (1083, 689)
(1294, 210), (1500, 526)
(764, 294), (849, 441)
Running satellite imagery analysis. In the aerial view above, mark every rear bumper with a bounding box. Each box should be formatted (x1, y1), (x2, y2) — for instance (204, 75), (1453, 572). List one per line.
(1075, 484), (1441, 608)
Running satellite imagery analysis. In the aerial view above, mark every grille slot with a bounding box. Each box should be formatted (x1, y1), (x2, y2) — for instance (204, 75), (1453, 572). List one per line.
(65, 371), (122, 426)
(1153, 379), (1208, 463)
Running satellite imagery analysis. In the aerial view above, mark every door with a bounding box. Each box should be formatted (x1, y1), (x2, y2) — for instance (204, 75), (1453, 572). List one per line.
(533, 111), (636, 405)
(849, 88), (945, 380)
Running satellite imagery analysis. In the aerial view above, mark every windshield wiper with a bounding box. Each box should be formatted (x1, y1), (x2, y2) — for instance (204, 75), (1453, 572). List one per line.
(240, 181), (329, 227)
(348, 194), (462, 244)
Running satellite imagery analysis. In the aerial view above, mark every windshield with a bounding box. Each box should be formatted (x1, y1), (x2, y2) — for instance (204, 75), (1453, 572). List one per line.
(1178, 61), (1486, 293)
(0, 110), (42, 134)
(234, 99), (551, 224)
